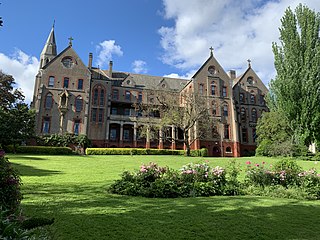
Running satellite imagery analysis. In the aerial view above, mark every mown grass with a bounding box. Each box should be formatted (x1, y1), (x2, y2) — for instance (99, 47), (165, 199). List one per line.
(8, 154), (320, 240)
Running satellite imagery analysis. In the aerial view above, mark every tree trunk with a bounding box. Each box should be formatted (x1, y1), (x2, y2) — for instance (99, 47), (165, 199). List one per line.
(184, 130), (191, 156)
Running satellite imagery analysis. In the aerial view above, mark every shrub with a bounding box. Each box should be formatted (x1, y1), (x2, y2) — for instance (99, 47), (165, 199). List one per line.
(0, 153), (22, 213)
(109, 161), (227, 198)
(225, 159), (243, 195)
(15, 146), (73, 155)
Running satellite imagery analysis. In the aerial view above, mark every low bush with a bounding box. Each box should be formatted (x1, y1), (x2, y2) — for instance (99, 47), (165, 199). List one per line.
(86, 147), (208, 156)
(109, 162), (227, 198)
(15, 146), (73, 155)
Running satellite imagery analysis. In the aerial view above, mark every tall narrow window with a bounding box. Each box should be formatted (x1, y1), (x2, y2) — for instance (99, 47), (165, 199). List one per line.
(224, 125), (230, 139)
(125, 91), (131, 101)
(111, 107), (118, 115)
(199, 84), (204, 95)
(222, 86), (227, 97)
(242, 128), (247, 142)
(78, 79), (83, 90)
(91, 109), (97, 122)
(239, 93), (245, 103)
(112, 89), (119, 100)
(98, 109), (103, 123)
(93, 88), (98, 106)
(100, 89), (105, 107)
(74, 119), (80, 135)
(250, 94), (255, 104)
(45, 93), (53, 109)
(110, 128), (117, 141)
(138, 92), (143, 102)
(211, 82), (216, 95)
(63, 77), (69, 88)
(241, 107), (246, 121)
(75, 96), (83, 112)
(123, 129), (130, 141)
(252, 128), (257, 142)
(42, 117), (50, 134)
(124, 108), (130, 116)
(223, 105), (228, 117)
(252, 108), (257, 122)
(212, 101), (216, 116)
(48, 76), (55, 87)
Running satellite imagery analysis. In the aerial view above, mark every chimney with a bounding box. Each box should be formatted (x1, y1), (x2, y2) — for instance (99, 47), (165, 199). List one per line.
(109, 61), (113, 77)
(228, 70), (236, 80)
(88, 53), (93, 69)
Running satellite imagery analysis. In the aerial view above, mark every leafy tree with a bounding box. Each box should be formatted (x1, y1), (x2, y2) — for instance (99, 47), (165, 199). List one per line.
(270, 4), (320, 147)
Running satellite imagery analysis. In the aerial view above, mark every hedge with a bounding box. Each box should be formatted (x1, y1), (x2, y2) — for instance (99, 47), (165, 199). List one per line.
(86, 148), (208, 157)
(14, 146), (73, 155)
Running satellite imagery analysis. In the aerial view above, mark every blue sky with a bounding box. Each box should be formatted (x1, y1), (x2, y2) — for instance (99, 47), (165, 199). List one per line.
(0, 0), (319, 103)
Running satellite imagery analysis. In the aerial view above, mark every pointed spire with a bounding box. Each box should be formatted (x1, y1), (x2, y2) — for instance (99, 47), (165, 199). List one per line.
(40, 23), (57, 68)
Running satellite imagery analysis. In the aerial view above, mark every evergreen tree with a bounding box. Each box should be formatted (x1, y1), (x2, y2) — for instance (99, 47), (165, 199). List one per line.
(270, 4), (320, 146)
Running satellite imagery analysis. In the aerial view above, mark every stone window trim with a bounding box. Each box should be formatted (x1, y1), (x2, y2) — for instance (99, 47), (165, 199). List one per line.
(75, 95), (83, 112)
(251, 108), (257, 123)
(125, 90), (131, 101)
(242, 128), (248, 143)
(77, 79), (83, 90)
(223, 103), (229, 117)
(48, 76), (55, 87)
(73, 118), (81, 135)
(92, 84), (106, 107)
(210, 81), (216, 96)
(222, 86), (227, 97)
(112, 88), (119, 100)
(44, 92), (53, 109)
(41, 116), (51, 134)
(63, 77), (69, 88)
(199, 83), (204, 95)
(138, 91), (143, 102)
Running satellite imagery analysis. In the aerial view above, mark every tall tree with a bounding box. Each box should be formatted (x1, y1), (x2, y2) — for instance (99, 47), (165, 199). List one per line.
(270, 4), (320, 146)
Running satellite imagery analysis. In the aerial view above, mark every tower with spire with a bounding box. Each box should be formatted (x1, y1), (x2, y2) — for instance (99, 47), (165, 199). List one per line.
(39, 23), (57, 69)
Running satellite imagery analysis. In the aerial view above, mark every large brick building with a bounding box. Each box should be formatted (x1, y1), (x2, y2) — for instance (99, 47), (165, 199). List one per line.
(31, 26), (268, 157)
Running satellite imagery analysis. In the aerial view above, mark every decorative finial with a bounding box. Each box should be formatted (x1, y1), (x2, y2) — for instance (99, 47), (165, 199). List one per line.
(68, 36), (74, 46)
(209, 46), (214, 56)
(247, 59), (251, 68)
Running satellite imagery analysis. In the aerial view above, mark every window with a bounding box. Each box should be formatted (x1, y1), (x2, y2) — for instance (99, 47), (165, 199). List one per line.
(260, 95), (265, 105)
(242, 128), (247, 142)
(91, 109), (97, 122)
(212, 101), (216, 116)
(211, 82), (216, 95)
(222, 86), (227, 97)
(111, 107), (118, 115)
(48, 76), (55, 87)
(199, 84), (204, 95)
(74, 120), (80, 135)
(78, 79), (83, 90)
(239, 93), (245, 103)
(75, 96), (83, 112)
(250, 94), (255, 104)
(252, 108), (257, 122)
(223, 105), (228, 117)
(208, 65), (215, 75)
(45, 93), (53, 109)
(98, 109), (103, 123)
(124, 108), (130, 116)
(123, 129), (130, 141)
(110, 128), (117, 141)
(112, 89), (119, 100)
(138, 92), (143, 102)
(125, 91), (131, 101)
(224, 125), (230, 139)
(226, 147), (232, 153)
(212, 126), (219, 138)
(252, 128), (257, 142)
(240, 107), (246, 121)
(62, 57), (73, 68)
(63, 77), (69, 88)
(42, 117), (50, 134)
(100, 89), (105, 107)
(247, 76), (254, 85)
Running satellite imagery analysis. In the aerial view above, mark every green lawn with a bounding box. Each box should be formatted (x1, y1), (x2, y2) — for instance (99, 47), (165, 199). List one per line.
(8, 154), (320, 240)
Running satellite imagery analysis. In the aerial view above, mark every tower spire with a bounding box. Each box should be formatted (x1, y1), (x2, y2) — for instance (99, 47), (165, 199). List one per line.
(40, 24), (57, 68)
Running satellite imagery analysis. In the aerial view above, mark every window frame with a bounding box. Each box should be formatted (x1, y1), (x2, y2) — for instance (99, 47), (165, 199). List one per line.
(75, 96), (83, 112)
(77, 79), (83, 90)
(48, 76), (55, 87)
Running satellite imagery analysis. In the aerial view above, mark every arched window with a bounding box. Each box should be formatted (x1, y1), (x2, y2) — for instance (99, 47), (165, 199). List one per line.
(223, 104), (228, 117)
(222, 86), (227, 97)
(92, 85), (105, 106)
(250, 91), (255, 104)
(199, 84), (204, 95)
(100, 89), (105, 107)
(226, 147), (232, 153)
(240, 107), (246, 121)
(239, 93), (245, 103)
(93, 88), (99, 105)
(75, 96), (83, 112)
(211, 81), (216, 95)
(45, 93), (53, 109)
(252, 108), (257, 122)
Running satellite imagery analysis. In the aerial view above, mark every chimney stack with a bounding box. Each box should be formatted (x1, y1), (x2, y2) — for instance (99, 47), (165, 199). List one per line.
(228, 70), (236, 80)
(109, 61), (113, 77)
(88, 53), (93, 69)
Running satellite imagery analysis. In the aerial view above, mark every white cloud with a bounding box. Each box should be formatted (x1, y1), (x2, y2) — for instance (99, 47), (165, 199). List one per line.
(0, 49), (39, 104)
(159, 0), (320, 86)
(163, 69), (196, 80)
(132, 60), (148, 74)
(96, 40), (123, 68)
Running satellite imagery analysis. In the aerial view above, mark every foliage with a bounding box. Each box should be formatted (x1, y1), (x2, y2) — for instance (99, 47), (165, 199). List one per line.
(0, 153), (22, 214)
(109, 162), (227, 198)
(15, 146), (73, 155)
(269, 4), (320, 147)
(86, 147), (208, 156)
(0, 103), (35, 149)
(225, 159), (243, 195)
(37, 133), (90, 149)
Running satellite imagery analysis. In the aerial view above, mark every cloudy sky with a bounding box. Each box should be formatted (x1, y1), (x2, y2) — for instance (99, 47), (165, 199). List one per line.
(0, 0), (319, 103)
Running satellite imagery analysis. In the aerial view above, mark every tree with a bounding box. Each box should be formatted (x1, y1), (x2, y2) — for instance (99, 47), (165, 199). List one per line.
(269, 4), (320, 147)
(0, 71), (24, 111)
(156, 91), (212, 156)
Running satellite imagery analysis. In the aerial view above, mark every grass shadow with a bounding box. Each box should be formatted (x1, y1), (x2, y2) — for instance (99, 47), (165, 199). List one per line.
(11, 162), (62, 176)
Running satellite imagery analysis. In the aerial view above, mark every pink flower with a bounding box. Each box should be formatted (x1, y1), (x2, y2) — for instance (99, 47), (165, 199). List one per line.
(255, 163), (260, 167)
(246, 161), (251, 165)
(262, 161), (266, 165)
